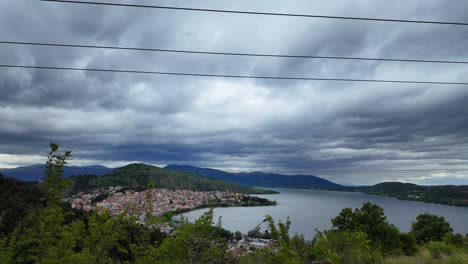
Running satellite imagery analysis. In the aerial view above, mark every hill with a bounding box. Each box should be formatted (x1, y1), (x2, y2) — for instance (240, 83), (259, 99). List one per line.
(164, 164), (344, 189)
(69, 163), (276, 194)
(0, 164), (112, 181)
(0, 173), (45, 236)
(366, 182), (426, 195)
(365, 182), (468, 206)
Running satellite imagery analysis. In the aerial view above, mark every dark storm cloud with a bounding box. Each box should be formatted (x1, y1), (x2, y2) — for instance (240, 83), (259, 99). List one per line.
(0, 0), (468, 184)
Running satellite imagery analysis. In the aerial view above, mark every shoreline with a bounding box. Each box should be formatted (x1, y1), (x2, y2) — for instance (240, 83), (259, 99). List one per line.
(169, 200), (278, 220)
(256, 186), (468, 208)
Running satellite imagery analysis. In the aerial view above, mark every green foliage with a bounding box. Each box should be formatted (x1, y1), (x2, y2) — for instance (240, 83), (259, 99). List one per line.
(366, 182), (426, 196)
(239, 216), (304, 264)
(398, 232), (418, 256)
(1, 205), (86, 264)
(383, 241), (467, 264)
(411, 213), (453, 243)
(423, 186), (468, 206)
(264, 215), (291, 245)
(0, 174), (45, 238)
(42, 143), (72, 206)
(247, 224), (271, 239)
(155, 209), (231, 263)
(448, 233), (465, 246)
(266, 217), (303, 263)
(331, 202), (403, 254)
(365, 182), (468, 206)
(425, 241), (456, 259)
(311, 230), (379, 264)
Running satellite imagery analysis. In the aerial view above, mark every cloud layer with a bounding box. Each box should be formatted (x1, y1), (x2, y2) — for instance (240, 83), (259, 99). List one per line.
(1, 0), (468, 184)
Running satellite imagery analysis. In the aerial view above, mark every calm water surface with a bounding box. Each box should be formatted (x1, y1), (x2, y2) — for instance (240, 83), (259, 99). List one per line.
(181, 188), (468, 240)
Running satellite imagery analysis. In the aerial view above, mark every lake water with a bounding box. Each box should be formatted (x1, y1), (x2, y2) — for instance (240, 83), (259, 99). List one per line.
(181, 188), (468, 240)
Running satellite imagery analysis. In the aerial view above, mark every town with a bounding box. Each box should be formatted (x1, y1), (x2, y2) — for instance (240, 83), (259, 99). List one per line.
(69, 186), (274, 217)
(67, 187), (277, 254)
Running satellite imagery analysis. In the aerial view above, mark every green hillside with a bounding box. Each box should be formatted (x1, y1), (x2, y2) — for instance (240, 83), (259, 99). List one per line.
(365, 182), (468, 206)
(365, 182), (426, 196)
(69, 163), (276, 194)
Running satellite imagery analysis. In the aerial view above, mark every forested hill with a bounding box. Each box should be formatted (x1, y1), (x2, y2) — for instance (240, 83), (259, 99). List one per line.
(165, 164), (344, 190)
(69, 163), (276, 194)
(365, 182), (468, 206)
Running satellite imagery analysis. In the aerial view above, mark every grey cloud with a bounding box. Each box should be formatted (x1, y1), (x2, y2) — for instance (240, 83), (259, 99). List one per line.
(0, 0), (467, 185)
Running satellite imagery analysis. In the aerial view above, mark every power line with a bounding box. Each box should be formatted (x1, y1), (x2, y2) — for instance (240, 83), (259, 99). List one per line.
(1, 64), (467, 85)
(37, 0), (468, 26)
(2, 40), (468, 65)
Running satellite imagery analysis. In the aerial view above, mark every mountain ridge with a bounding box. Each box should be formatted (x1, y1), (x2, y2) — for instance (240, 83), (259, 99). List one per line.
(68, 163), (275, 195)
(0, 164), (112, 181)
(164, 164), (345, 190)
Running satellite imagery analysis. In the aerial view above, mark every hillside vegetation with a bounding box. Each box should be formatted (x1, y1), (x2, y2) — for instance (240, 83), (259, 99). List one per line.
(366, 182), (468, 206)
(69, 163), (276, 194)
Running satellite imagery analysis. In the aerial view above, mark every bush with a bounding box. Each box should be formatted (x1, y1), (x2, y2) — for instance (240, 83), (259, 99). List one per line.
(411, 213), (453, 244)
(425, 241), (456, 259)
(399, 232), (418, 256)
(311, 230), (381, 264)
(331, 202), (403, 255)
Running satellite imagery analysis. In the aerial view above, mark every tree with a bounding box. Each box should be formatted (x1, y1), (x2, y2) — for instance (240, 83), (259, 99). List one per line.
(331, 202), (402, 254)
(42, 143), (72, 206)
(0, 175), (45, 238)
(331, 208), (355, 230)
(83, 211), (129, 264)
(264, 215), (291, 245)
(0, 143), (83, 264)
(411, 213), (453, 243)
(398, 232), (418, 255)
(155, 209), (230, 263)
(239, 216), (302, 264)
(310, 230), (378, 264)
(234, 231), (243, 241)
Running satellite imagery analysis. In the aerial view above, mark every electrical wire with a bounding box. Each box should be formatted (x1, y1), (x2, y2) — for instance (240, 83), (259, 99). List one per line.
(36, 0), (468, 26)
(2, 40), (467, 65)
(1, 64), (467, 85)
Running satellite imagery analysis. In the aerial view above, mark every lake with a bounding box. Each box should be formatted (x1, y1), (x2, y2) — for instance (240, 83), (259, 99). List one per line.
(181, 188), (468, 240)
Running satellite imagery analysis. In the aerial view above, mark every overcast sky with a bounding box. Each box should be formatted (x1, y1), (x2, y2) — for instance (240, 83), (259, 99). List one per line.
(1, 0), (468, 185)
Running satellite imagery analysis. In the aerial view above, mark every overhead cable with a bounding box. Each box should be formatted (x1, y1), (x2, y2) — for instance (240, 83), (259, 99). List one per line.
(2, 40), (468, 65)
(36, 0), (468, 26)
(1, 64), (467, 85)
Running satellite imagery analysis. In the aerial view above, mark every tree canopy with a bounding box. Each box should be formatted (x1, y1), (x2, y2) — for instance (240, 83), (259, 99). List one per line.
(411, 213), (453, 243)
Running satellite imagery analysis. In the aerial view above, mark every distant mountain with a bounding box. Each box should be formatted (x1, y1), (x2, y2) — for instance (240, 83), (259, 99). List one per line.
(69, 163), (275, 195)
(0, 164), (112, 181)
(365, 182), (468, 206)
(164, 164), (344, 189)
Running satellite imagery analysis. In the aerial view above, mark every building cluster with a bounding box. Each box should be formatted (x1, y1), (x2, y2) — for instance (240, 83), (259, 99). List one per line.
(228, 237), (276, 256)
(69, 187), (278, 255)
(69, 186), (123, 212)
(70, 187), (249, 216)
